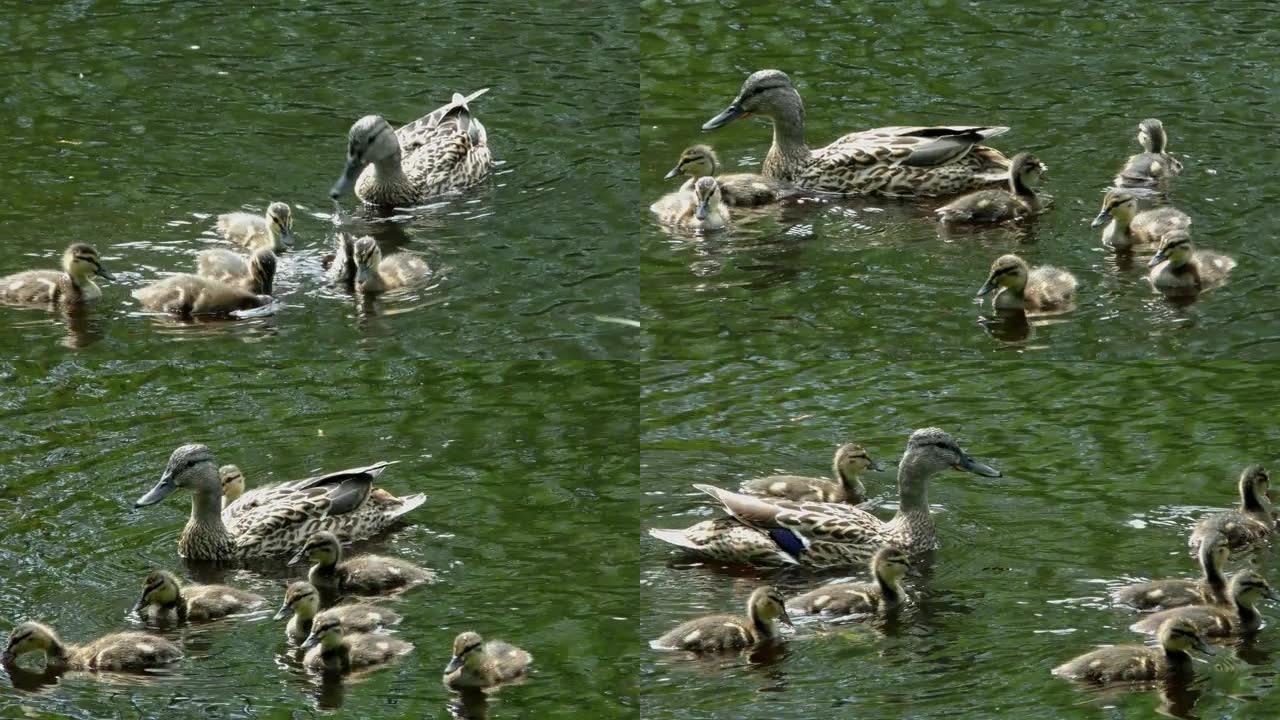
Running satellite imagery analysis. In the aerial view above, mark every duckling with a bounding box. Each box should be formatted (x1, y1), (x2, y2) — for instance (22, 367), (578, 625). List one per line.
(663, 145), (798, 206)
(216, 202), (294, 252)
(651, 586), (793, 652)
(1147, 229), (1236, 294)
(935, 152), (1046, 224)
(324, 232), (356, 286)
(300, 614), (412, 674)
(443, 631), (533, 690)
(352, 236), (430, 294)
(1131, 570), (1277, 637)
(220, 464), (246, 508)
(1190, 465), (1274, 553)
(976, 254), (1077, 311)
(0, 243), (113, 305)
(133, 274), (274, 317)
(651, 176), (731, 231)
(1090, 191), (1190, 252)
(274, 581), (402, 644)
(740, 443), (881, 504)
(291, 531), (436, 597)
(196, 247), (276, 295)
(1051, 617), (1210, 683)
(1115, 532), (1230, 611)
(132, 569), (264, 622)
(1114, 119), (1183, 190)
(787, 547), (910, 617)
(1, 621), (180, 671)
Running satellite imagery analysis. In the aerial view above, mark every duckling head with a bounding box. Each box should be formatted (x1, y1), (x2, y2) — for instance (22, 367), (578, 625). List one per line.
(300, 614), (344, 651)
(704, 69), (801, 130)
(977, 254), (1030, 297)
(1, 621), (59, 664)
(1091, 190), (1138, 228)
(352, 236), (382, 285)
(62, 243), (114, 283)
(871, 546), (911, 584)
(445, 631), (485, 673)
(1009, 152), (1046, 187)
(1235, 464), (1271, 511)
(835, 443), (883, 476)
(1148, 229), (1193, 268)
(1157, 617), (1212, 654)
(274, 581), (321, 621)
(747, 585), (794, 629)
(692, 177), (723, 221)
(331, 116), (400, 199)
(132, 569), (182, 613)
(1229, 569), (1278, 606)
(903, 427), (1002, 478)
(290, 531), (342, 567)
(664, 145), (718, 180)
(1138, 118), (1168, 153)
(219, 465), (245, 502)
(266, 202), (294, 249)
(134, 444), (219, 507)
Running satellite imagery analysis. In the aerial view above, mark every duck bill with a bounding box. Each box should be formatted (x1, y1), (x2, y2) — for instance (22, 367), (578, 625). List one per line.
(130, 594), (147, 614)
(663, 164), (683, 181)
(778, 609), (795, 629)
(695, 199), (711, 221)
(957, 454), (1001, 478)
(280, 231), (296, 249)
(134, 469), (176, 507)
(287, 548), (307, 566)
(329, 158), (363, 200)
(95, 266), (116, 281)
(1193, 636), (1214, 655)
(1147, 251), (1167, 268)
(869, 459), (887, 472)
(444, 655), (464, 673)
(0, 650), (12, 664)
(273, 604), (293, 621)
(976, 279), (997, 297)
(300, 634), (320, 650)
(1089, 210), (1111, 228)
(702, 103), (747, 130)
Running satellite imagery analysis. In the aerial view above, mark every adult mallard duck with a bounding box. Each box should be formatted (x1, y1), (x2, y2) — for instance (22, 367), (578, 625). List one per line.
(274, 581), (402, 644)
(443, 631), (533, 690)
(217, 202), (294, 253)
(1189, 465), (1273, 553)
(196, 248), (276, 295)
(330, 89), (494, 207)
(132, 569), (264, 622)
(1147, 230), (1236, 294)
(663, 145), (799, 206)
(1090, 191), (1190, 252)
(651, 586), (792, 653)
(976, 254), (1078, 312)
(1, 621), (180, 672)
(291, 531), (437, 597)
(702, 70), (1010, 197)
(1114, 119), (1183, 190)
(352, 236), (431, 294)
(133, 444), (427, 560)
(935, 152), (1046, 224)
(739, 443), (882, 504)
(0, 243), (113, 306)
(300, 614), (412, 674)
(1115, 531), (1230, 611)
(787, 547), (910, 617)
(648, 427), (1001, 568)
(1131, 570), (1277, 637)
(1052, 617), (1210, 684)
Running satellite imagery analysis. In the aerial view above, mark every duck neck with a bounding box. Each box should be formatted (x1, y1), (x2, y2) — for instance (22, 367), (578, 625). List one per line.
(323, 637), (352, 671)
(886, 454), (935, 543)
(1200, 550), (1226, 602)
(1235, 597), (1261, 630)
(1163, 646), (1193, 669)
(44, 635), (72, 668)
(876, 572), (903, 606)
(747, 605), (777, 641)
(762, 97), (809, 181)
(179, 484), (235, 560)
(1241, 481), (1272, 522)
(1009, 171), (1035, 200)
(834, 463), (861, 496)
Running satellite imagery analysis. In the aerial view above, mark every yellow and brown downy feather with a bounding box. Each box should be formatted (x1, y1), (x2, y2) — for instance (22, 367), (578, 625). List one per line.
(1115, 531), (1229, 611)
(216, 202), (295, 253)
(739, 442), (881, 504)
(1130, 570), (1277, 637)
(1147, 229), (1236, 294)
(351, 236), (431, 294)
(663, 144), (799, 206)
(2, 621), (181, 672)
(976, 254), (1078, 312)
(196, 248), (276, 295)
(1114, 118), (1183, 190)
(787, 547), (910, 617)
(935, 152), (1046, 224)
(0, 243), (113, 306)
(443, 631), (533, 689)
(1189, 465), (1274, 553)
(292, 531), (436, 598)
(133, 569), (264, 622)
(651, 586), (793, 653)
(274, 581), (403, 643)
(1090, 190), (1190, 253)
(1052, 617), (1210, 684)
(300, 614), (412, 674)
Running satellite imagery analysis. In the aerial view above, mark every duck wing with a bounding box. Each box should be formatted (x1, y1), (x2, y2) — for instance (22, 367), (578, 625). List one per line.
(825, 126), (1010, 168)
(395, 88), (489, 156)
(694, 484), (889, 559)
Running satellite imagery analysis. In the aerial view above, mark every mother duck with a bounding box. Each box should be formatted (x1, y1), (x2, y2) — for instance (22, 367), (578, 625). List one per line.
(702, 70), (1010, 197)
(648, 428), (1001, 568)
(135, 444), (425, 560)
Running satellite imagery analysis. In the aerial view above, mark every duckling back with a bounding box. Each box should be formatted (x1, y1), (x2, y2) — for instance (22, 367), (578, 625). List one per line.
(0, 270), (92, 305)
(1025, 266), (1078, 310)
(78, 631), (182, 671)
(134, 274), (273, 316)
(196, 248), (275, 295)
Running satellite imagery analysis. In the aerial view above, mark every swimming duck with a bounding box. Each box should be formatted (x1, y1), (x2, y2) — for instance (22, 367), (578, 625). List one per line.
(1, 621), (180, 672)
(330, 89), (493, 207)
(651, 176), (731, 231)
(787, 547), (910, 617)
(1114, 119), (1183, 190)
(663, 145), (799, 206)
(132, 569), (264, 622)
(217, 202), (294, 253)
(648, 428), (1001, 568)
(220, 464), (246, 509)
(1115, 532), (1230, 611)
(739, 443), (881, 504)
(1130, 570), (1277, 637)
(0, 243), (113, 306)
(1147, 229), (1236, 294)
(133, 274), (274, 318)
(133, 443), (426, 560)
(300, 614), (412, 674)
(196, 248), (276, 295)
(1090, 191), (1190, 252)
(292, 531), (436, 597)
(324, 232), (356, 286)
(976, 254), (1078, 312)
(1051, 617), (1210, 684)
(274, 581), (402, 644)
(702, 69), (1010, 197)
(443, 631), (532, 690)
(352, 236), (430, 294)
(935, 152), (1046, 224)
(1189, 465), (1273, 553)
(651, 586), (793, 652)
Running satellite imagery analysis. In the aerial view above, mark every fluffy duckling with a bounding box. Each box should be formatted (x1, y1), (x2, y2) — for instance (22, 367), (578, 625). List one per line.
(133, 274), (273, 317)
(220, 464), (246, 508)
(0, 243), (113, 305)
(1131, 570), (1277, 637)
(1114, 119), (1183, 190)
(274, 581), (402, 644)
(787, 547), (910, 617)
(1115, 532), (1230, 611)
(291, 531), (436, 597)
(935, 152), (1046, 224)
(1147, 230), (1236, 294)
(195, 248), (276, 295)
(740, 443), (881, 504)
(977, 254), (1077, 312)
(216, 202), (294, 252)
(300, 614), (412, 674)
(651, 176), (731, 231)
(1052, 617), (1210, 683)
(443, 631), (533, 690)
(1190, 465), (1274, 553)
(651, 586), (793, 652)
(324, 232), (356, 286)
(132, 569), (264, 622)
(663, 145), (798, 206)
(1090, 191), (1190, 252)
(1, 621), (180, 671)
(352, 236), (430, 294)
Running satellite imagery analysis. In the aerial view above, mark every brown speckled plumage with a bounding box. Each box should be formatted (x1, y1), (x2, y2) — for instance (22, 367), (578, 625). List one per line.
(1189, 465), (1273, 553)
(0, 243), (112, 306)
(2, 621), (180, 672)
(740, 442), (879, 504)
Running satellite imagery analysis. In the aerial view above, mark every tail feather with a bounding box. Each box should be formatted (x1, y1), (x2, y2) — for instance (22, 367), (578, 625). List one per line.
(647, 527), (701, 550)
(386, 492), (427, 520)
